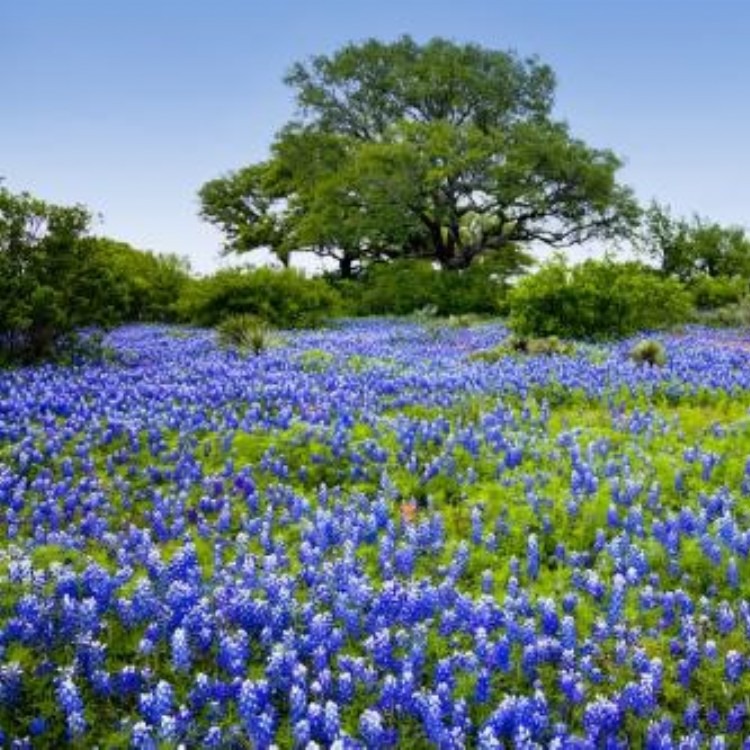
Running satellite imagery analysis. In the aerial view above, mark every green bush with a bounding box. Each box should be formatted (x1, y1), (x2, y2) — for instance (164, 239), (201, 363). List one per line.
(179, 266), (342, 329)
(469, 335), (574, 363)
(0, 187), (127, 362)
(694, 297), (750, 328)
(524, 336), (575, 355)
(89, 238), (191, 322)
(689, 275), (747, 310)
(508, 257), (692, 340)
(339, 249), (531, 318)
(344, 261), (447, 316)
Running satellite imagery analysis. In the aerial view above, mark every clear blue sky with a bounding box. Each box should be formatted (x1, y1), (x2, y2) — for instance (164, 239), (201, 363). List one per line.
(2, 0), (749, 272)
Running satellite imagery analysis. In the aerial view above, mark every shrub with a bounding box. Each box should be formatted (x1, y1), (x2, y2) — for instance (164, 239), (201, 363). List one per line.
(0, 187), (126, 362)
(444, 313), (486, 328)
(340, 250), (531, 318)
(217, 314), (273, 355)
(630, 339), (667, 367)
(525, 336), (575, 355)
(344, 261), (446, 316)
(508, 257), (692, 340)
(689, 275), (746, 311)
(694, 297), (750, 328)
(469, 335), (574, 363)
(179, 267), (342, 329)
(90, 238), (191, 322)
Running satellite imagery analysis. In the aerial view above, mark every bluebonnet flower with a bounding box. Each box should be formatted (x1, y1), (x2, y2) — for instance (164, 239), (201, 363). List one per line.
(131, 721), (156, 750)
(29, 716), (47, 737)
(560, 670), (585, 704)
(705, 640), (719, 661)
(293, 718), (311, 747)
(480, 569), (494, 595)
(0, 663), (23, 705)
(725, 650), (744, 682)
(726, 702), (746, 733)
(716, 601), (736, 634)
(158, 714), (178, 743)
(538, 597), (559, 635)
(170, 626), (191, 672)
(237, 680), (275, 746)
(608, 574), (627, 626)
(203, 725), (223, 748)
(322, 700), (341, 744)
(139, 680), (175, 726)
(527, 534), (540, 581)
(218, 628), (250, 676)
(290, 683), (308, 722)
(55, 672), (86, 738)
(359, 708), (386, 746)
(471, 505), (484, 545)
(583, 697), (621, 740)
(683, 700), (700, 730)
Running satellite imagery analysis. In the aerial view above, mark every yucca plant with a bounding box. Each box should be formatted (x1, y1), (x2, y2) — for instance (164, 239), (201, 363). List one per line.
(217, 314), (273, 355)
(629, 338), (667, 367)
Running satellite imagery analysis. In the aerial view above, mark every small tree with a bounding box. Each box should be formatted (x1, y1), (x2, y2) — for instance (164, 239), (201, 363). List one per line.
(640, 202), (750, 281)
(0, 186), (120, 361)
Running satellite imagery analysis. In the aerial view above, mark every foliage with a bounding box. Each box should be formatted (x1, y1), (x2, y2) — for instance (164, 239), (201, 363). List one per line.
(640, 202), (750, 281)
(0, 186), (194, 363)
(199, 163), (292, 265)
(343, 261), (442, 316)
(216, 314), (274, 354)
(88, 237), (191, 322)
(0, 186), (118, 361)
(508, 256), (692, 339)
(629, 338), (667, 367)
(516, 335), (575, 355)
(199, 36), (639, 274)
(340, 248), (531, 317)
(56, 329), (121, 366)
(689, 274), (747, 310)
(694, 297), (750, 328)
(298, 348), (335, 372)
(469, 335), (574, 362)
(178, 266), (342, 329)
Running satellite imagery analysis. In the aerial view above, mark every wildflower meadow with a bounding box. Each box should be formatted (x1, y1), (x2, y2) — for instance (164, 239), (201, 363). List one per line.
(3, 321), (750, 747)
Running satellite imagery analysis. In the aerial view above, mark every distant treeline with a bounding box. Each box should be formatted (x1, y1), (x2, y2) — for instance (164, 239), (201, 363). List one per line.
(3, 181), (750, 364)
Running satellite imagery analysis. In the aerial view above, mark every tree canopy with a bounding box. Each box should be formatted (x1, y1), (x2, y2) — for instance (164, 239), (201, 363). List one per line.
(0, 186), (106, 359)
(0, 185), (193, 361)
(640, 202), (750, 282)
(200, 36), (639, 275)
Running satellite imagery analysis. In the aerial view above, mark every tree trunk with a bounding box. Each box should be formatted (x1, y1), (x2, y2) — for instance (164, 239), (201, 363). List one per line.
(29, 324), (55, 360)
(437, 246), (474, 271)
(339, 254), (354, 279)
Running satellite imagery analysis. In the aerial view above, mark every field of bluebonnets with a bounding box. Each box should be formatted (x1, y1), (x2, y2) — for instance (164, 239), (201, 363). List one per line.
(4, 319), (750, 748)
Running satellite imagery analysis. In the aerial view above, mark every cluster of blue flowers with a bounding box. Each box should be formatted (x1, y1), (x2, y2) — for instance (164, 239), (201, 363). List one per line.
(2, 321), (750, 746)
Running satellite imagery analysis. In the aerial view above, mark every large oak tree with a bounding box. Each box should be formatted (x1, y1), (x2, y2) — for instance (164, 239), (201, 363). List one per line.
(200, 36), (639, 275)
